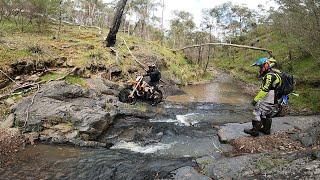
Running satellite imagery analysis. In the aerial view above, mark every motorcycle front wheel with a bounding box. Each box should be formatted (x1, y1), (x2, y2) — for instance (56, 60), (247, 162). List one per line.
(119, 88), (137, 105)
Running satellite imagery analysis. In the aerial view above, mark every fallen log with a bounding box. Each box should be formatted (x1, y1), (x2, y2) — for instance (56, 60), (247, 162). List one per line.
(171, 42), (274, 57)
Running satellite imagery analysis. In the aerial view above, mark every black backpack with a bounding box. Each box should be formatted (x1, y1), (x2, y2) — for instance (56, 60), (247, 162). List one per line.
(278, 71), (295, 96)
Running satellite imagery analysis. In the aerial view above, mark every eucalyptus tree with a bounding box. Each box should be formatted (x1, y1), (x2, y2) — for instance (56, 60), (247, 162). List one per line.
(272, 0), (320, 61)
(129, 0), (161, 39)
(106, 0), (128, 47)
(168, 10), (195, 48)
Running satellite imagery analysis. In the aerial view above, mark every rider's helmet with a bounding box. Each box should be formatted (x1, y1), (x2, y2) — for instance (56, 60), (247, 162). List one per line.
(148, 64), (156, 70)
(251, 57), (276, 76)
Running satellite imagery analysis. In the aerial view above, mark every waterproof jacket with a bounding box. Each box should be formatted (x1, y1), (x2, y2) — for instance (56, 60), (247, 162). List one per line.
(254, 69), (282, 104)
(145, 69), (161, 83)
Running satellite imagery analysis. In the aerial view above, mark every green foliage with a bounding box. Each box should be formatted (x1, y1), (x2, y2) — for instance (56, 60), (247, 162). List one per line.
(65, 76), (87, 87)
(133, 104), (147, 112)
(255, 158), (275, 170)
(40, 73), (66, 81)
(290, 86), (320, 112)
(271, 0), (320, 60)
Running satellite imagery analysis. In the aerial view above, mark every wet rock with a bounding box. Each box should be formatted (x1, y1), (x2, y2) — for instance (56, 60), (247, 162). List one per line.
(196, 156), (216, 170)
(41, 81), (90, 101)
(171, 166), (211, 180)
(218, 116), (320, 142)
(102, 79), (123, 91)
(11, 80), (152, 145)
(200, 154), (259, 179)
(0, 146), (194, 179)
(12, 81), (114, 140)
(292, 122), (320, 147)
(117, 108), (152, 118)
(0, 114), (14, 128)
(86, 78), (115, 95)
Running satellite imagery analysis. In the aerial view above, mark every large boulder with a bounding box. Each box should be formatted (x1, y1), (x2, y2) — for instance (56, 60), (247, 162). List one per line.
(12, 81), (115, 141)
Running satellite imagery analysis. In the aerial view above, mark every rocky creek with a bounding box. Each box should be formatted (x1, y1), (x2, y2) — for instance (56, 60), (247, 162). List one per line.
(0, 72), (319, 179)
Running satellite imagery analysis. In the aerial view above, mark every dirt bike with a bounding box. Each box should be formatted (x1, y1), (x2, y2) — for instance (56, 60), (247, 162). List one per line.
(118, 75), (163, 105)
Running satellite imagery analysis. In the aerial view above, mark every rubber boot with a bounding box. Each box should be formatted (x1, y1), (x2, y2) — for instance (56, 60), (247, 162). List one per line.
(244, 120), (263, 137)
(260, 118), (272, 135)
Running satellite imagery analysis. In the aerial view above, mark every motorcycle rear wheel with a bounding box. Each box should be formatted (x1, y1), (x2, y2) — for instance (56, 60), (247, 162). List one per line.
(153, 89), (163, 105)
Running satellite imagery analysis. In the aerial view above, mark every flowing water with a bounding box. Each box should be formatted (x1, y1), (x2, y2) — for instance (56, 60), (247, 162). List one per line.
(0, 72), (254, 179)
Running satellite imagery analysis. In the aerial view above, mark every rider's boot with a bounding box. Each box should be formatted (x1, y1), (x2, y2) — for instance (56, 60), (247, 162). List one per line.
(260, 118), (272, 135)
(244, 120), (262, 137)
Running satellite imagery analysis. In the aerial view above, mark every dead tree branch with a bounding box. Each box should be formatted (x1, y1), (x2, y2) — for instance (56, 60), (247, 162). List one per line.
(0, 69), (20, 86)
(171, 43), (274, 57)
(23, 83), (39, 132)
(0, 67), (78, 101)
(119, 36), (147, 71)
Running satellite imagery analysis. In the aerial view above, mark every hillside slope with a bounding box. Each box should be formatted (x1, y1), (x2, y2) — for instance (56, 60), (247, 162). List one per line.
(0, 20), (211, 122)
(0, 20), (208, 86)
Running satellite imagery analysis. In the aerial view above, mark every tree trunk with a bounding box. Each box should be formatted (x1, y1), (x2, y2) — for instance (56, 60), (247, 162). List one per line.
(105, 0), (128, 47)
(197, 46), (203, 65)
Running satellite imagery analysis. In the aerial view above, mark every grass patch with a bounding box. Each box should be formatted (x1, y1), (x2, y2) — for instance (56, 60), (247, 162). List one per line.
(255, 158), (275, 170)
(65, 76), (87, 87)
(40, 73), (66, 82)
(289, 86), (320, 111)
(133, 104), (147, 112)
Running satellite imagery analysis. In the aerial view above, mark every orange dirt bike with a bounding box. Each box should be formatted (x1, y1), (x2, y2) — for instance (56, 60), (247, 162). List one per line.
(119, 75), (163, 105)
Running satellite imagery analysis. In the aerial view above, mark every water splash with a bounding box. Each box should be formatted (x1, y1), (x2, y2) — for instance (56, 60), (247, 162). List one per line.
(149, 113), (200, 126)
(111, 141), (175, 154)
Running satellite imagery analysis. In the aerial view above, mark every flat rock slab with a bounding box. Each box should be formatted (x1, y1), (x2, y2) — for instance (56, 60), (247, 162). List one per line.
(171, 166), (211, 180)
(218, 115), (320, 142)
(196, 154), (259, 179)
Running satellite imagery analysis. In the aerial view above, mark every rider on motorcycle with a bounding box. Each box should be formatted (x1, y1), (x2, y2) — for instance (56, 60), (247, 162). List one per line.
(144, 64), (161, 105)
(244, 57), (282, 137)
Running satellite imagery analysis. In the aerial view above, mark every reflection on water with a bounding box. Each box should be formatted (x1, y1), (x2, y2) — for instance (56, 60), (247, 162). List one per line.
(166, 75), (252, 103)
(13, 143), (85, 162)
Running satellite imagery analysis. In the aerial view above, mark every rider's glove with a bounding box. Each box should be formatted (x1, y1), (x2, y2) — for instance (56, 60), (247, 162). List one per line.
(251, 100), (257, 106)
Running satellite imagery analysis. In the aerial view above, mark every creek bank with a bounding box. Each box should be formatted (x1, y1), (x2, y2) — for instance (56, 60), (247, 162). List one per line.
(197, 150), (320, 179)
(194, 115), (320, 179)
(4, 78), (162, 147)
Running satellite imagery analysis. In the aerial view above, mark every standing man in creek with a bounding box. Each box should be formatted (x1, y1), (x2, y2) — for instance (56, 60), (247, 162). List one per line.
(244, 57), (282, 137)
